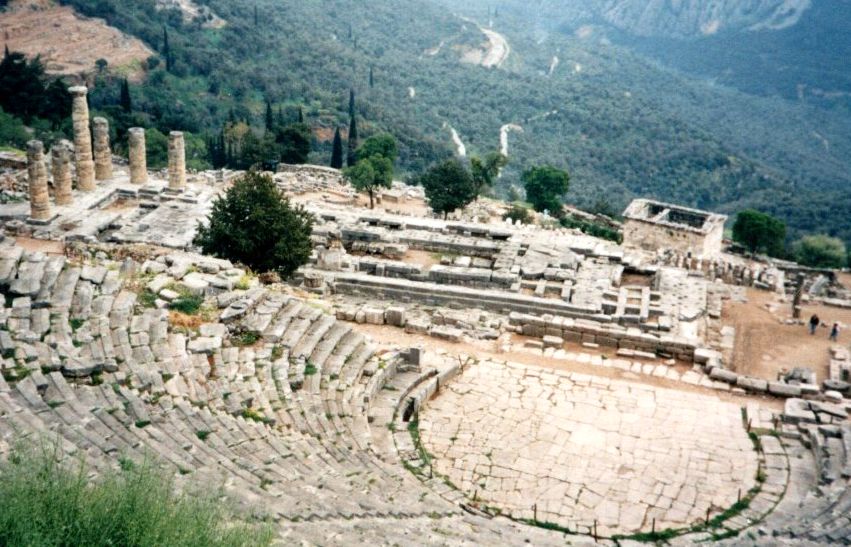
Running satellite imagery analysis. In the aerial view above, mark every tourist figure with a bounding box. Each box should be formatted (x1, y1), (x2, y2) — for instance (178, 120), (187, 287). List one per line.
(809, 314), (820, 335)
(830, 323), (840, 342)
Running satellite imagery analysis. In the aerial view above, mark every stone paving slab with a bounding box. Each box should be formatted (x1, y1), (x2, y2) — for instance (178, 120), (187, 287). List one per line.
(419, 359), (759, 536)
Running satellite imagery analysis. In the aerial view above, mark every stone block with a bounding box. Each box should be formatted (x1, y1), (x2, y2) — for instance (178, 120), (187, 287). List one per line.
(769, 381), (803, 398)
(737, 376), (768, 393)
(384, 306), (407, 327)
(362, 307), (385, 325)
(709, 367), (738, 384)
(542, 335), (563, 349)
(430, 326), (462, 342)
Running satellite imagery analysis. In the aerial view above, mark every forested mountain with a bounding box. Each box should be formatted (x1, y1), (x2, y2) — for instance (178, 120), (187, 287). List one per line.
(10, 0), (851, 245)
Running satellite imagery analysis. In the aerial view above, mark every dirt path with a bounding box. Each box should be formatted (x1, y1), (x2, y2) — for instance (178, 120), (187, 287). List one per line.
(726, 288), (851, 383)
(351, 322), (782, 410)
(479, 27), (510, 68)
(14, 237), (65, 256)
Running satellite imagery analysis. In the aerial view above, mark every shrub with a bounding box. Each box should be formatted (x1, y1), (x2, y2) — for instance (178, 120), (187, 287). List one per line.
(194, 172), (314, 277)
(0, 441), (273, 546)
(793, 234), (847, 269)
(503, 204), (532, 224)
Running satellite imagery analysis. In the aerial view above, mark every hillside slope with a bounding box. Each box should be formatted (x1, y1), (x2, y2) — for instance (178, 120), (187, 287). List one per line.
(0, 0), (152, 80)
(52, 0), (851, 245)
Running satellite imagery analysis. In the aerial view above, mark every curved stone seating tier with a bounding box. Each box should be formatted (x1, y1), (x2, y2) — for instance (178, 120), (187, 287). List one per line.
(1, 239), (849, 544)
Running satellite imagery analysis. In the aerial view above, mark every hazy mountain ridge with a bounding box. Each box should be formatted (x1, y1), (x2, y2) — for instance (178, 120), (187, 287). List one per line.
(598, 0), (811, 37)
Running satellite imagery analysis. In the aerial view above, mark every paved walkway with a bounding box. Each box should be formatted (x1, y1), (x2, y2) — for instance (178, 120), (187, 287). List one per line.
(419, 360), (759, 536)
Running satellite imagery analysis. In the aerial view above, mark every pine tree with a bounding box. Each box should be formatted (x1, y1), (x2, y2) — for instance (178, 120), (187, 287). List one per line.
(369, 66), (374, 88)
(119, 78), (132, 113)
(330, 127), (344, 169)
(348, 88), (356, 117)
(265, 100), (274, 132)
(347, 115), (358, 167)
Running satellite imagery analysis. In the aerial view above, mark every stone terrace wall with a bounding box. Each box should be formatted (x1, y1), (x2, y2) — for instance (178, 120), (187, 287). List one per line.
(508, 311), (698, 362)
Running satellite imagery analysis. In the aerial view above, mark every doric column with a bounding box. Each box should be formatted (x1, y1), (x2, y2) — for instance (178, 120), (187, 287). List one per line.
(51, 140), (74, 206)
(69, 86), (95, 191)
(128, 127), (147, 185)
(27, 140), (51, 221)
(92, 116), (113, 180)
(168, 131), (186, 191)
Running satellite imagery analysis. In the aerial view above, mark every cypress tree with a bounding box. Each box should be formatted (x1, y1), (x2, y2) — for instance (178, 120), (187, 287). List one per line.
(254, 5), (259, 26)
(297, 106), (304, 124)
(347, 116), (358, 167)
(348, 88), (355, 117)
(369, 66), (374, 88)
(265, 100), (274, 131)
(119, 78), (132, 113)
(162, 26), (172, 72)
(330, 127), (343, 169)
(276, 107), (284, 127)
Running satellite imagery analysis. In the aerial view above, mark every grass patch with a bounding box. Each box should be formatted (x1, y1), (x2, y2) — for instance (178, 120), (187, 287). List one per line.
(69, 318), (85, 332)
(612, 528), (679, 543)
(241, 408), (272, 425)
(271, 345), (284, 360)
(232, 331), (261, 347)
(170, 294), (204, 315)
(138, 289), (158, 309)
(235, 274), (253, 291)
(1, 365), (31, 382)
(304, 361), (318, 376)
(0, 441), (273, 546)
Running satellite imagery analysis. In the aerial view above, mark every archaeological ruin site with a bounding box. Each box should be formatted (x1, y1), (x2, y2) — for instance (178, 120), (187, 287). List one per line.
(3, 87), (851, 545)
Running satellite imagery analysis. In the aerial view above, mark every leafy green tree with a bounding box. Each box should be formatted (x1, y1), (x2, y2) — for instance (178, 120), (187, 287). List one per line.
(522, 165), (570, 215)
(344, 155), (392, 209)
(793, 234), (847, 269)
(357, 133), (398, 163)
(330, 127), (343, 169)
(95, 58), (108, 73)
(470, 151), (507, 193)
(420, 159), (478, 218)
(194, 171), (314, 277)
(732, 209), (786, 256)
(276, 123), (311, 164)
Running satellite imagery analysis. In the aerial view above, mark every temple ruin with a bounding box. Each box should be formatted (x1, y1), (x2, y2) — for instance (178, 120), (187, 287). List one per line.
(622, 198), (727, 258)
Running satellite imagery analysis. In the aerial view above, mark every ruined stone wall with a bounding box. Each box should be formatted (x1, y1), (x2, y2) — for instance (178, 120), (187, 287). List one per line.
(623, 218), (724, 258)
(508, 311), (698, 362)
